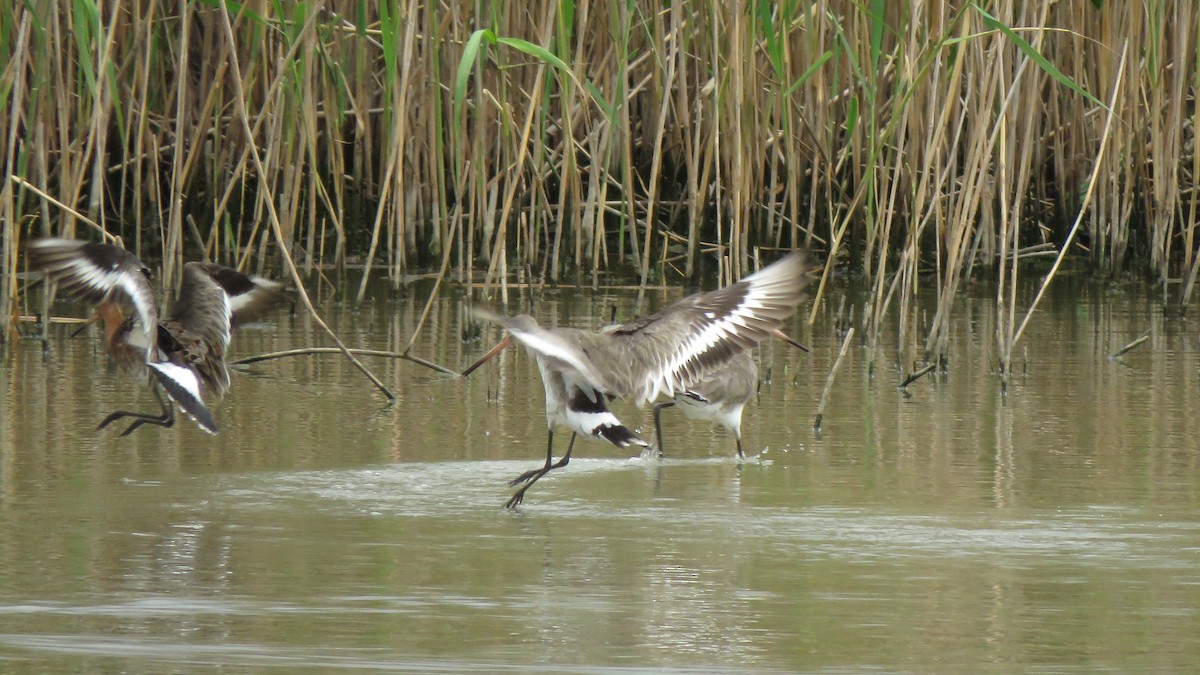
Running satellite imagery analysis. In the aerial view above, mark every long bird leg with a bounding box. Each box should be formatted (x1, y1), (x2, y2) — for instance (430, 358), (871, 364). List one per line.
(97, 385), (176, 436)
(506, 431), (577, 508)
(509, 429), (558, 487)
(652, 401), (675, 459)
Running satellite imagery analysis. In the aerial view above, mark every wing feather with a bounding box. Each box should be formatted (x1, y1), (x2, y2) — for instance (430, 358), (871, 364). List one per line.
(471, 307), (614, 393)
(169, 262), (285, 351)
(609, 251), (811, 405)
(29, 238), (158, 357)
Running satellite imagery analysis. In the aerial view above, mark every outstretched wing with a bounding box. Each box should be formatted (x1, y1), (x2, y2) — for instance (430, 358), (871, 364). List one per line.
(168, 263), (233, 354)
(607, 251), (812, 405)
(168, 262), (286, 353)
(195, 263), (287, 327)
(29, 238), (158, 356)
(470, 306), (614, 393)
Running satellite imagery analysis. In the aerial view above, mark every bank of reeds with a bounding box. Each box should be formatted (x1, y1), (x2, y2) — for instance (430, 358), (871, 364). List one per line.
(1, 1), (1196, 383)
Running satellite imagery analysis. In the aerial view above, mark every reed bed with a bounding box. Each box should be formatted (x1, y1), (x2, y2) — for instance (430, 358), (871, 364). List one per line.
(1, 1), (1195, 382)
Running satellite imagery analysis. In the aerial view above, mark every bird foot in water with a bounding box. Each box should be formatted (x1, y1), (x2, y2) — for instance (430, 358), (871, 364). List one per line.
(505, 488), (529, 509)
(638, 445), (664, 461)
(508, 467), (545, 487)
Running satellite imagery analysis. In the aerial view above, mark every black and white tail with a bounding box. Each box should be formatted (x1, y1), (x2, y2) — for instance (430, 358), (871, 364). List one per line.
(594, 422), (648, 448)
(566, 388), (649, 449)
(148, 362), (218, 434)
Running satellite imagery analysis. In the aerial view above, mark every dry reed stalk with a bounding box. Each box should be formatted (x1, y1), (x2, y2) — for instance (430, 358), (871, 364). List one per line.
(8, 178), (115, 241)
(1004, 41), (1129, 385)
(898, 362), (937, 390)
(232, 347), (457, 376)
(993, 2), (1054, 387)
(215, 3), (395, 401)
(0, 10), (29, 334)
(1109, 330), (1151, 360)
(813, 326), (853, 433)
(635, 4), (679, 291)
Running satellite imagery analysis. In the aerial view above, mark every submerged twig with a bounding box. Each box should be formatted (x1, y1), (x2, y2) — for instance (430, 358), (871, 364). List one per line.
(813, 327), (854, 434)
(1109, 330), (1151, 360)
(232, 347), (458, 376)
(899, 363), (937, 389)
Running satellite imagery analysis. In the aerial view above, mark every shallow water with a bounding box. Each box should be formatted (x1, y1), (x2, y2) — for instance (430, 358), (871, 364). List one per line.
(1, 277), (1199, 672)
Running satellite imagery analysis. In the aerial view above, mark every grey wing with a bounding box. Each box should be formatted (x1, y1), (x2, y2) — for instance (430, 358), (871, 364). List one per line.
(609, 251), (811, 405)
(683, 350), (757, 406)
(190, 262), (286, 327)
(472, 307), (615, 393)
(29, 238), (158, 347)
(168, 263), (235, 352)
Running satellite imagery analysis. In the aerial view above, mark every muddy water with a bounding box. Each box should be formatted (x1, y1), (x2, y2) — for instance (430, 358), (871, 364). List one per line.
(1, 277), (1198, 672)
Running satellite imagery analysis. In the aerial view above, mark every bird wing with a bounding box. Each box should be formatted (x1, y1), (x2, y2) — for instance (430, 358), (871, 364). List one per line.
(192, 262), (287, 327)
(168, 262), (236, 353)
(471, 306), (614, 394)
(29, 238), (158, 355)
(606, 251), (811, 405)
(148, 362), (219, 434)
(168, 262), (285, 351)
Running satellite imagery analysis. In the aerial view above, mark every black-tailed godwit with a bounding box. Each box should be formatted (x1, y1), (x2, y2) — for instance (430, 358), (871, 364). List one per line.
(652, 330), (809, 460)
(31, 238), (284, 436)
(465, 251), (812, 507)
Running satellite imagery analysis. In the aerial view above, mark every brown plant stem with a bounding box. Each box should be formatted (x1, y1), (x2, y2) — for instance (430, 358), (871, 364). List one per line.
(216, 3), (396, 401)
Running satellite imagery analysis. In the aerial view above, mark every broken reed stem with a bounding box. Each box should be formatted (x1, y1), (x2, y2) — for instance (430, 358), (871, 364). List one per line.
(1109, 329), (1151, 360)
(14, 314), (92, 325)
(402, 202), (462, 355)
(231, 347), (458, 376)
(1009, 41), (1129, 352)
(898, 362), (936, 389)
(9, 176), (116, 243)
(215, 6), (396, 402)
(813, 326), (853, 433)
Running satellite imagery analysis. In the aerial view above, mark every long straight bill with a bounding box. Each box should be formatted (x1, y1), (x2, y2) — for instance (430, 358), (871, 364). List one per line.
(68, 313), (102, 338)
(772, 328), (810, 353)
(461, 335), (513, 377)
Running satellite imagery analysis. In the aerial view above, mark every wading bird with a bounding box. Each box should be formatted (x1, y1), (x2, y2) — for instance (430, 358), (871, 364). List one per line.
(652, 330), (809, 460)
(30, 238), (285, 436)
(465, 251), (812, 507)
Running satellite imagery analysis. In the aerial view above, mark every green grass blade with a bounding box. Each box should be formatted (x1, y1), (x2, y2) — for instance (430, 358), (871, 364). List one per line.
(784, 49), (833, 97)
(971, 3), (1105, 108)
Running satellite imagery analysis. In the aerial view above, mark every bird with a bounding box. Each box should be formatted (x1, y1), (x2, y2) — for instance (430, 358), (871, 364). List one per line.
(29, 238), (285, 436)
(652, 331), (809, 461)
(464, 251), (812, 507)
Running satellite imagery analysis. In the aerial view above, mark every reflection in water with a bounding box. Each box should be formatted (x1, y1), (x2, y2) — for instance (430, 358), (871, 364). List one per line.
(1, 278), (1199, 671)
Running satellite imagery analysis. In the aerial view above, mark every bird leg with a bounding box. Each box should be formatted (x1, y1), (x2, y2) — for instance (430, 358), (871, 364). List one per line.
(652, 401), (674, 459)
(509, 429), (558, 487)
(97, 385), (176, 437)
(506, 431), (577, 508)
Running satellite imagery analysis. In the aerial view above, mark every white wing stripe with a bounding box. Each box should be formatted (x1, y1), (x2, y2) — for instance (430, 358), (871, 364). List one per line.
(148, 362), (204, 402)
(509, 328), (606, 389)
(219, 292), (233, 350)
(117, 272), (157, 358)
(635, 261), (803, 404)
(49, 252), (157, 359)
